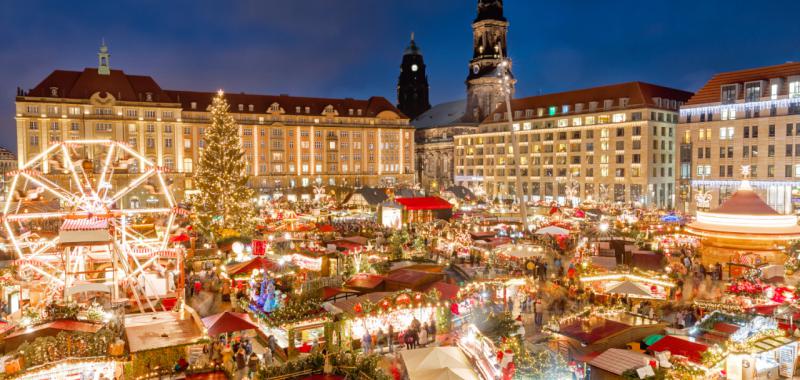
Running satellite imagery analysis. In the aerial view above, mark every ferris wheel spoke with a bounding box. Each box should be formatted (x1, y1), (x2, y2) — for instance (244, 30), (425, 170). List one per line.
(20, 172), (79, 207)
(61, 144), (88, 199)
(97, 144), (116, 200)
(108, 169), (156, 205)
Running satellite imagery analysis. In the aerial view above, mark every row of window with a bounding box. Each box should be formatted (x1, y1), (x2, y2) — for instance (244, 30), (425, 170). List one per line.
(695, 164), (800, 179)
(457, 165), (673, 179)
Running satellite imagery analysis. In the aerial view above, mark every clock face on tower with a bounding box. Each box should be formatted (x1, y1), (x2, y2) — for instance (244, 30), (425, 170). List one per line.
(411, 64), (418, 72)
(473, 64), (480, 74)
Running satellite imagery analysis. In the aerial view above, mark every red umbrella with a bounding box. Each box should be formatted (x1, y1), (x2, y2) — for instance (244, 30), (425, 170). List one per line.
(201, 312), (258, 336)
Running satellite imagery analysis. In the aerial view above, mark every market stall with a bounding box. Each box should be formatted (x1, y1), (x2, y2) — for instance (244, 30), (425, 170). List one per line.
(325, 290), (446, 351)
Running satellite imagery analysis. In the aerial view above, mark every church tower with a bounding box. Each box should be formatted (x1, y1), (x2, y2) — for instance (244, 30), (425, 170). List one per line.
(397, 33), (431, 120)
(98, 40), (111, 75)
(464, 0), (514, 122)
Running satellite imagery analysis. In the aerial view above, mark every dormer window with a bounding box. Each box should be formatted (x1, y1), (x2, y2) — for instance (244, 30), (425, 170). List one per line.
(323, 105), (336, 115)
(744, 82), (762, 102)
(514, 110), (522, 119)
(562, 105), (569, 114)
(190, 102), (197, 110)
(357, 109), (362, 116)
(525, 109), (533, 118)
(295, 106), (301, 113)
(721, 85), (737, 104)
(238, 104), (244, 111)
(790, 80), (800, 99)
(248, 104), (254, 112)
(145, 92), (153, 101)
(589, 101), (598, 111)
(305, 107), (311, 114)
(603, 99), (613, 109)
(269, 102), (282, 114)
(536, 108), (544, 117)
(49, 87), (59, 97)
(619, 98), (629, 108)
(348, 109), (354, 116)
(575, 103), (584, 112)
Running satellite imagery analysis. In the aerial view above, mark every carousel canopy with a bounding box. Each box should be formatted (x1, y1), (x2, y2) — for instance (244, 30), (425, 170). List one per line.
(605, 280), (653, 298)
(687, 188), (800, 239)
(227, 257), (279, 277)
(202, 311), (258, 336)
(400, 347), (479, 380)
(535, 226), (570, 236)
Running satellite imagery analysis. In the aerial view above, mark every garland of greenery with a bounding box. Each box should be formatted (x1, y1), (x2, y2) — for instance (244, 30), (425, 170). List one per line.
(253, 297), (324, 328)
(16, 327), (118, 369)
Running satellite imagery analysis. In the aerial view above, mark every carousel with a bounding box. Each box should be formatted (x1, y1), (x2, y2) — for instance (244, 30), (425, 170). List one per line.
(686, 166), (800, 270)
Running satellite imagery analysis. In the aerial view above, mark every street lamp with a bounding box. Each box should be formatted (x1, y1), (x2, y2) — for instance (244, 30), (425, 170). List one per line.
(498, 58), (528, 226)
(598, 222), (609, 233)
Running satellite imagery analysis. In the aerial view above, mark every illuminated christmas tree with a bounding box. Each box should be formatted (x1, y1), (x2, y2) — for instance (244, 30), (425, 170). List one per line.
(192, 90), (255, 239)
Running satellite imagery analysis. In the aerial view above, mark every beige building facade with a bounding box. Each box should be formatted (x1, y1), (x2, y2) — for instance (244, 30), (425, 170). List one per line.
(677, 62), (800, 214)
(14, 46), (414, 204)
(454, 82), (691, 208)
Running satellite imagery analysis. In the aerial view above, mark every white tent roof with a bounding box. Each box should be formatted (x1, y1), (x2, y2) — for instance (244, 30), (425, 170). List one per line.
(535, 226), (570, 236)
(400, 347), (479, 380)
(589, 348), (653, 375)
(605, 280), (653, 298)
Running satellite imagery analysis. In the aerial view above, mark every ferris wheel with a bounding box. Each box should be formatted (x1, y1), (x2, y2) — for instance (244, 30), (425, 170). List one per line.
(2, 140), (186, 312)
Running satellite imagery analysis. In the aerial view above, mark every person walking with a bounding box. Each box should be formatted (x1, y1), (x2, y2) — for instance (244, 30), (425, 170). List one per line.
(533, 299), (543, 326)
(419, 325), (428, 347)
(376, 328), (384, 353)
(247, 352), (259, 378)
(388, 324), (395, 352)
(235, 347), (247, 379)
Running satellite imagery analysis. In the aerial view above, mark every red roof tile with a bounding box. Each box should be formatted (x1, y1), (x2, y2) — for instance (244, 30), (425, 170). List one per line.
(686, 62), (800, 105)
(395, 196), (453, 210)
(488, 82), (692, 122)
(24, 68), (406, 118)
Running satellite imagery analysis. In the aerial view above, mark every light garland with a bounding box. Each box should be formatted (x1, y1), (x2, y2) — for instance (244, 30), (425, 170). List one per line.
(680, 98), (800, 116)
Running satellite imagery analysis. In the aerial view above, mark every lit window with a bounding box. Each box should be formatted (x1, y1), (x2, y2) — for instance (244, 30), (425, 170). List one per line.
(548, 106), (556, 116)
(572, 118), (582, 126)
(562, 105), (569, 113)
(612, 113), (626, 123)
(719, 127), (727, 140)
(791, 81), (800, 98)
(557, 119), (568, 127)
(771, 84), (779, 100)
(585, 116), (595, 125)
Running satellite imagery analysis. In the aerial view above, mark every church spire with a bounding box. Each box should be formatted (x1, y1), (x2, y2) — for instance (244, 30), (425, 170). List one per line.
(397, 33), (430, 120)
(98, 39), (110, 75)
(475, 0), (505, 22)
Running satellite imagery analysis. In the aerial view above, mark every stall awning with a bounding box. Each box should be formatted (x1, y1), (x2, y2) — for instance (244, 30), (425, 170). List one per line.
(202, 311), (258, 336)
(227, 257), (279, 277)
(646, 335), (708, 363)
(395, 197), (453, 211)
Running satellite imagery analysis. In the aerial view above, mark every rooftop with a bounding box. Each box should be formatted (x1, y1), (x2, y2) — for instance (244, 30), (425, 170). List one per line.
(487, 81), (692, 123)
(23, 68), (405, 119)
(686, 61), (800, 106)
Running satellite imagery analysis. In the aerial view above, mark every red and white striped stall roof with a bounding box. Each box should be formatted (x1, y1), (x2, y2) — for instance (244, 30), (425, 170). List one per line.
(61, 218), (108, 231)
